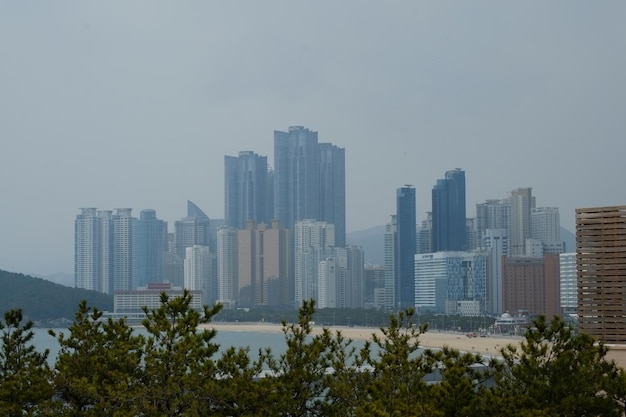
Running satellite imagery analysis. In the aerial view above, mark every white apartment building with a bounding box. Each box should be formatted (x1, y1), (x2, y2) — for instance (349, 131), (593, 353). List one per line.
(217, 226), (238, 308)
(294, 220), (335, 306)
(184, 245), (213, 305)
(484, 229), (508, 315)
(559, 252), (577, 315)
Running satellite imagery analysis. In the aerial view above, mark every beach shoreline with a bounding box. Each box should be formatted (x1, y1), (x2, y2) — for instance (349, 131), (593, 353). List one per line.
(204, 321), (523, 357)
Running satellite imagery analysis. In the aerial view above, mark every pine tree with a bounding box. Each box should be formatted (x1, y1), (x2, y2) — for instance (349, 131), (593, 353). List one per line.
(356, 308), (438, 417)
(0, 309), (53, 417)
(48, 300), (143, 416)
(486, 315), (626, 416)
(211, 344), (271, 416)
(319, 327), (369, 417)
(427, 347), (494, 417)
(135, 290), (223, 416)
(261, 300), (360, 416)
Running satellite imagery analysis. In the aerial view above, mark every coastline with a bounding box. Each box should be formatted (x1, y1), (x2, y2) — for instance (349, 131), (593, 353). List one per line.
(205, 322), (523, 357)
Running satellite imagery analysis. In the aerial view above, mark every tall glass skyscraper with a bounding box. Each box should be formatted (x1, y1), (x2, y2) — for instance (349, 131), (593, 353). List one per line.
(274, 126), (345, 247)
(318, 143), (346, 247)
(187, 200), (210, 221)
(224, 151), (272, 230)
(132, 209), (166, 289)
(274, 126), (320, 231)
(432, 168), (467, 252)
(396, 186), (416, 309)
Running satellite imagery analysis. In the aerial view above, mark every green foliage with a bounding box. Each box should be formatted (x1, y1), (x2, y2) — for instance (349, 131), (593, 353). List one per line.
(135, 290), (223, 416)
(487, 315), (626, 417)
(261, 299), (360, 416)
(357, 308), (438, 417)
(2, 296), (626, 417)
(320, 329), (370, 416)
(427, 347), (494, 417)
(212, 344), (270, 416)
(0, 309), (53, 417)
(48, 300), (143, 416)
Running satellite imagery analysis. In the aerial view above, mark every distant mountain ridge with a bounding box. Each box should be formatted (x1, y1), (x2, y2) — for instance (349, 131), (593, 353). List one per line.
(37, 271), (74, 287)
(347, 225), (385, 265)
(0, 269), (113, 325)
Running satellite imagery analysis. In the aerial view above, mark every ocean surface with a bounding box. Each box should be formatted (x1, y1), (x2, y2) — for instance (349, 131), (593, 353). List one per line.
(30, 327), (371, 366)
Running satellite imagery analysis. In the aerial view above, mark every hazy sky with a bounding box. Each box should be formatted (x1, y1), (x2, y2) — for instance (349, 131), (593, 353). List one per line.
(1, 2), (625, 276)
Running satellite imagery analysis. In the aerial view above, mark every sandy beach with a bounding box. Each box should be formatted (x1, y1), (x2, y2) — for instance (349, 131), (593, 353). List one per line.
(206, 322), (523, 357)
(206, 322), (626, 369)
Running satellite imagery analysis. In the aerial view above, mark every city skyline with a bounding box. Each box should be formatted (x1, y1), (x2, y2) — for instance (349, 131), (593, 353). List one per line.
(9, 158), (594, 279)
(2, 2), (625, 276)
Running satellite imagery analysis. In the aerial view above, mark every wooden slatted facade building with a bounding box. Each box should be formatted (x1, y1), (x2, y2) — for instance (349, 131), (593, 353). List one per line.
(576, 205), (626, 343)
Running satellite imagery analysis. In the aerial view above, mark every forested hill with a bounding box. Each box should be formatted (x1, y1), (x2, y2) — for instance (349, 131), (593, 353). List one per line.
(0, 269), (112, 324)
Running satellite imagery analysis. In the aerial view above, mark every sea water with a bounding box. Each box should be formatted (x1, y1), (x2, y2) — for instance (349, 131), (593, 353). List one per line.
(26, 327), (458, 385)
(30, 327), (371, 366)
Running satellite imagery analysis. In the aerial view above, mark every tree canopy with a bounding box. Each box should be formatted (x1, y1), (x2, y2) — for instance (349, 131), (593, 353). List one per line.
(1, 294), (625, 416)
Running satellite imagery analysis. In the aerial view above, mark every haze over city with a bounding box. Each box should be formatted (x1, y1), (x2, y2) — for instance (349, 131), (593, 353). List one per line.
(1, 1), (625, 276)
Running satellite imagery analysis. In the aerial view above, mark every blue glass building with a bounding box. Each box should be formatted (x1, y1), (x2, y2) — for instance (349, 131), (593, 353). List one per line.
(274, 126), (346, 247)
(132, 209), (166, 289)
(396, 186), (416, 309)
(274, 126), (320, 232)
(224, 151), (272, 230)
(432, 168), (467, 252)
(187, 200), (210, 222)
(318, 143), (346, 247)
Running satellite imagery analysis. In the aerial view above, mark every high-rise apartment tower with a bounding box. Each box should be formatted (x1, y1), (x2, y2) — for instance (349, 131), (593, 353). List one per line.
(238, 220), (292, 307)
(396, 186), (417, 309)
(112, 208), (134, 292)
(132, 209), (166, 289)
(217, 226), (239, 309)
(75, 208), (113, 293)
(294, 219), (335, 306)
(224, 151), (272, 229)
(431, 169), (467, 252)
(508, 188), (535, 257)
(273, 126), (346, 247)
